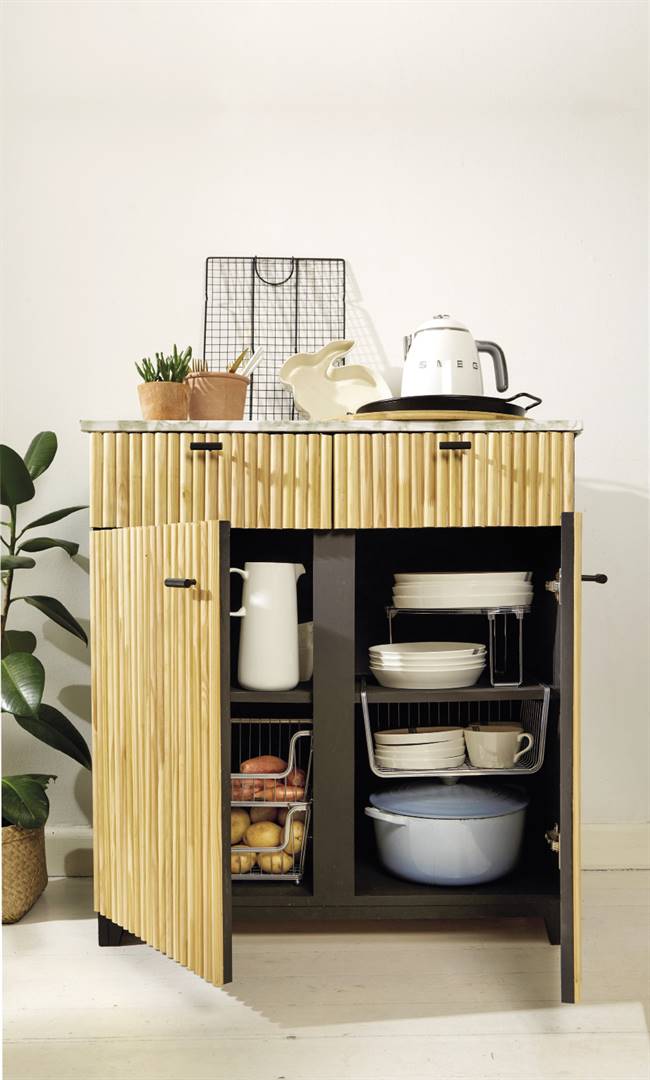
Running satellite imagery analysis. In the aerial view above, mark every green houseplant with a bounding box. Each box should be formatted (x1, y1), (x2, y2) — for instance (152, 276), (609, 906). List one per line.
(136, 344), (192, 420)
(1, 432), (91, 922)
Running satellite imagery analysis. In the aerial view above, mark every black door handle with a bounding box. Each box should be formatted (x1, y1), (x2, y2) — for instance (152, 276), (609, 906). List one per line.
(189, 441), (223, 451)
(582, 573), (608, 584)
(439, 441), (472, 451)
(164, 578), (197, 588)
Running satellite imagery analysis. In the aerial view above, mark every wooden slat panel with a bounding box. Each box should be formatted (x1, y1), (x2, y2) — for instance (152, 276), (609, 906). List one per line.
(244, 434), (257, 528)
(154, 434), (168, 525)
(90, 433), (104, 528)
(91, 521), (227, 986)
(142, 434), (155, 526)
(128, 434), (142, 527)
(332, 431), (576, 528)
(257, 433), (271, 528)
(115, 434), (130, 527)
(295, 434), (308, 529)
(102, 433), (116, 526)
(218, 435), (232, 523)
(319, 434), (332, 528)
(269, 435), (282, 527)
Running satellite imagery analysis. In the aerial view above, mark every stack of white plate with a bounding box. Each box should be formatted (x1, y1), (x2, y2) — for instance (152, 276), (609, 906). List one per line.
(369, 642), (487, 689)
(392, 571), (533, 610)
(374, 726), (466, 770)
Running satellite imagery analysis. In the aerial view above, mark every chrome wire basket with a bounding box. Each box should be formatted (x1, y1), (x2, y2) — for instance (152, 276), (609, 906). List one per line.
(231, 719), (313, 882)
(361, 683), (550, 779)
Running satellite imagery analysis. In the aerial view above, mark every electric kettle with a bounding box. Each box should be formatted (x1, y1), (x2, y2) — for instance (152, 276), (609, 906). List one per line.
(401, 315), (508, 398)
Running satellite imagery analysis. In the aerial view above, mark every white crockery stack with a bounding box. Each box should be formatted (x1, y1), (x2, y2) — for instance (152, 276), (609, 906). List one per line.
(369, 641), (487, 689)
(392, 571), (533, 610)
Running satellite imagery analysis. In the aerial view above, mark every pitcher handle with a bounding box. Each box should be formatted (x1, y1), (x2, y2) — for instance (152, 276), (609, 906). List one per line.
(229, 567), (248, 617)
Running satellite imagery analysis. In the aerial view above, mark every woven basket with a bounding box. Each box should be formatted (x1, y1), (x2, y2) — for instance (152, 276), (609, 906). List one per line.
(2, 825), (48, 923)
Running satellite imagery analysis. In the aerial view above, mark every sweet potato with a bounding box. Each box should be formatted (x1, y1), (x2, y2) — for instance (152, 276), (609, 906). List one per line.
(240, 755), (287, 775)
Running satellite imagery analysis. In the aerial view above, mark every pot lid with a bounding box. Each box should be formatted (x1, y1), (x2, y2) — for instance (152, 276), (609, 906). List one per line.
(369, 781), (530, 820)
(414, 315), (469, 334)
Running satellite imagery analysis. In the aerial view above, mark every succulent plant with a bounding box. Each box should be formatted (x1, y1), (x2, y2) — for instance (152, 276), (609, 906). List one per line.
(136, 345), (192, 383)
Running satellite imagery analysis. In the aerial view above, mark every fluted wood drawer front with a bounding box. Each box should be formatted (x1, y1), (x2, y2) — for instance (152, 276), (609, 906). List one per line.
(333, 432), (575, 527)
(90, 432), (332, 528)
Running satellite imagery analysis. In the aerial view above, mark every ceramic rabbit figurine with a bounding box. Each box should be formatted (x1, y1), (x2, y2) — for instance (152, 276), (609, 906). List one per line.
(279, 339), (392, 419)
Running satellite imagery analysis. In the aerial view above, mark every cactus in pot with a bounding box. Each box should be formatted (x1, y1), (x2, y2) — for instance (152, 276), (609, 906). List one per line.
(136, 345), (192, 420)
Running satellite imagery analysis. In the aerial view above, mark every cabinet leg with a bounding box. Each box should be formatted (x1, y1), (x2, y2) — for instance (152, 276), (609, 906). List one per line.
(544, 905), (561, 946)
(97, 914), (141, 947)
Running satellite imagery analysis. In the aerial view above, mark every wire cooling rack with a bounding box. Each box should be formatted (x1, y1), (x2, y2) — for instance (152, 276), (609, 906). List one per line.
(203, 256), (345, 419)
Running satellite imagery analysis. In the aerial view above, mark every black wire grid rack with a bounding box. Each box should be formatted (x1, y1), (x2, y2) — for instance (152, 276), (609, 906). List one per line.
(203, 256), (346, 419)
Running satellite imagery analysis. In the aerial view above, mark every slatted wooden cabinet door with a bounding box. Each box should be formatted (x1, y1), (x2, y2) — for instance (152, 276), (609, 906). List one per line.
(91, 520), (230, 986)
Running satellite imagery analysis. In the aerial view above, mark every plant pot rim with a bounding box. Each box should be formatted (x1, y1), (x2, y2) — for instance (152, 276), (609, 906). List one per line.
(186, 371), (250, 385)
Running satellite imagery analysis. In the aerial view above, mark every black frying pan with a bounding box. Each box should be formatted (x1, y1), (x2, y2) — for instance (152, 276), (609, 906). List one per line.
(356, 393), (542, 418)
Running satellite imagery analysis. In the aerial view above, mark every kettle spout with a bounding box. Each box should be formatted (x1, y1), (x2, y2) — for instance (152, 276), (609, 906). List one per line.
(295, 563), (306, 581)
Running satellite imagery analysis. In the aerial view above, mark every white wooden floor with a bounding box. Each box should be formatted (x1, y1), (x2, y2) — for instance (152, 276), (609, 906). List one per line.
(3, 873), (649, 1080)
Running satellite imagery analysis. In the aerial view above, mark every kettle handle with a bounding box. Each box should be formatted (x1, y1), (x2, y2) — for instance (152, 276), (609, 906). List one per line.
(475, 341), (508, 393)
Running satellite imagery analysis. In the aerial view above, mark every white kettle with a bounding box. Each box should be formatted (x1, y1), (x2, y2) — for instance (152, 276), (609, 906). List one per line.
(231, 562), (306, 691)
(401, 315), (508, 398)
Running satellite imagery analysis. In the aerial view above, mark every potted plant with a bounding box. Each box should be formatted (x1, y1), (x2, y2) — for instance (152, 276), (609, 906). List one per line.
(1, 432), (91, 922)
(136, 345), (192, 420)
(186, 351), (251, 420)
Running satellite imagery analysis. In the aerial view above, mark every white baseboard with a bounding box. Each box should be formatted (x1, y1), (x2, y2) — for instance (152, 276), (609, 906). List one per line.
(582, 823), (650, 870)
(45, 822), (650, 877)
(45, 825), (93, 877)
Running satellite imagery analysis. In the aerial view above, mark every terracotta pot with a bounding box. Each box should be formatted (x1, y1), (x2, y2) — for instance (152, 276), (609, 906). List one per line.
(186, 371), (250, 421)
(137, 382), (189, 421)
(2, 825), (48, 923)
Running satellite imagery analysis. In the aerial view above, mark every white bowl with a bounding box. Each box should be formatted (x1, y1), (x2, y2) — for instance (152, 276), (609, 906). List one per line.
(375, 747), (466, 764)
(392, 595), (532, 610)
(393, 585), (533, 598)
(375, 753), (467, 770)
(371, 666), (485, 689)
(369, 642), (486, 658)
(375, 726), (465, 745)
(394, 571), (532, 584)
(369, 656), (485, 665)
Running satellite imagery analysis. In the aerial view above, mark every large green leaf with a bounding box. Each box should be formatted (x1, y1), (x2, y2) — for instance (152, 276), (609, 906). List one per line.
(1, 630), (37, 658)
(16, 704), (91, 769)
(1, 555), (36, 570)
(0, 445), (35, 508)
(21, 505), (86, 532)
(17, 537), (79, 557)
(19, 596), (88, 644)
(1, 652), (45, 716)
(23, 432), (58, 480)
(2, 774), (55, 828)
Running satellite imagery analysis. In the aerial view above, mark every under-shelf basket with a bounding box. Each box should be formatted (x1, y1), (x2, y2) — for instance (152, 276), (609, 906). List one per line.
(361, 683), (550, 779)
(230, 719), (313, 882)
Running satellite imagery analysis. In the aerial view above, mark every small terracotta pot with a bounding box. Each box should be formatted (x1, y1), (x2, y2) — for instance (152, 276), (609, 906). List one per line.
(138, 382), (189, 421)
(186, 371), (250, 421)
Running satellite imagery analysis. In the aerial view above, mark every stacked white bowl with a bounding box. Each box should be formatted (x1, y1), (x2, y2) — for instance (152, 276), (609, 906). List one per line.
(369, 641), (487, 689)
(392, 571), (533, 610)
(374, 726), (466, 770)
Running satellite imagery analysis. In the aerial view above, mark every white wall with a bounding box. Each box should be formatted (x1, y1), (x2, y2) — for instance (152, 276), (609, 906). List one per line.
(2, 0), (648, 837)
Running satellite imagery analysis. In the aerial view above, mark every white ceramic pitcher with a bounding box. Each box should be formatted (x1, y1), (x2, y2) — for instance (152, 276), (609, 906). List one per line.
(231, 562), (306, 691)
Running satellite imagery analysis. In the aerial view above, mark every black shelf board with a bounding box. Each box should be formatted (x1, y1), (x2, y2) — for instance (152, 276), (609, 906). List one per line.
(231, 682), (313, 703)
(354, 857), (559, 906)
(355, 678), (548, 703)
(232, 880), (315, 905)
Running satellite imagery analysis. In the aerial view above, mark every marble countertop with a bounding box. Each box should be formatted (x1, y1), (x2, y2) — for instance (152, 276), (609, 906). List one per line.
(81, 418), (583, 434)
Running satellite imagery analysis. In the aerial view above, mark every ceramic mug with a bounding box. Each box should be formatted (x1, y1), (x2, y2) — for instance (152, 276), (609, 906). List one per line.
(465, 724), (534, 769)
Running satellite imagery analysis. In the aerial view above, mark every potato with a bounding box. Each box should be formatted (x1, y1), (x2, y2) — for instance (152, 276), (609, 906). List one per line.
(283, 818), (305, 855)
(232, 778), (264, 800)
(258, 851), (294, 874)
(231, 808), (250, 845)
(244, 820), (282, 849)
(240, 755), (287, 775)
(231, 851), (257, 874)
(277, 808), (306, 826)
(249, 806), (278, 824)
(286, 767), (306, 787)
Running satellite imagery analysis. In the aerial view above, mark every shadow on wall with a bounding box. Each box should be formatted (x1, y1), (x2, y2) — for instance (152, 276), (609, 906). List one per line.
(345, 263), (391, 376)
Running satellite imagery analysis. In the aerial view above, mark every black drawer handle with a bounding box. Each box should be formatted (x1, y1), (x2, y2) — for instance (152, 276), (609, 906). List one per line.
(582, 573), (608, 584)
(164, 578), (197, 589)
(189, 442), (223, 452)
(439, 441), (472, 451)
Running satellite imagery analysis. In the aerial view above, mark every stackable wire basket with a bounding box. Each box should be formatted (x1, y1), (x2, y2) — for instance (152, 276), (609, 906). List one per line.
(231, 719), (313, 882)
(361, 682), (550, 779)
(203, 256), (345, 419)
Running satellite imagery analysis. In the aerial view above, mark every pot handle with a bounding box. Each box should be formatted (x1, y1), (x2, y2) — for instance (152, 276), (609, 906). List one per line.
(229, 567), (248, 617)
(475, 341), (508, 393)
(364, 806), (410, 827)
(503, 392), (542, 412)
